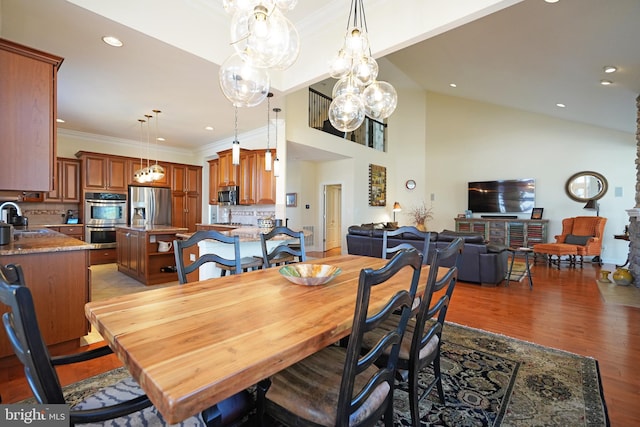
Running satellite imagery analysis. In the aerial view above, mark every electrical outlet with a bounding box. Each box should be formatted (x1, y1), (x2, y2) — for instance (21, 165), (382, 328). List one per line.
(189, 253), (196, 261)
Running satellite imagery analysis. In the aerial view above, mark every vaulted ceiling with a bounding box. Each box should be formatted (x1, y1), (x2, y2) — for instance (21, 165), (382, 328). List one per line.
(1, 0), (638, 157)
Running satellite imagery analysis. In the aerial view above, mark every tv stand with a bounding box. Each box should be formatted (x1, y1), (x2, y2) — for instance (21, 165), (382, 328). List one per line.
(455, 217), (548, 247)
(480, 215), (518, 219)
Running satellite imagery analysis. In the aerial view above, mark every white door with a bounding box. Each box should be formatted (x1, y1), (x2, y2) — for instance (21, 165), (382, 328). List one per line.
(324, 184), (342, 251)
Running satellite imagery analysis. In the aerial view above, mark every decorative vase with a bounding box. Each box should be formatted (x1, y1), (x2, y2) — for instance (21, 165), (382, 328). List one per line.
(598, 270), (611, 283)
(612, 268), (633, 286)
(416, 222), (426, 232)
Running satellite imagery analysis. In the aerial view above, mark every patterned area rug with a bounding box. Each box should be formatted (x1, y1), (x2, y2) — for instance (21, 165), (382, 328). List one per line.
(506, 261), (530, 282)
(21, 323), (608, 426)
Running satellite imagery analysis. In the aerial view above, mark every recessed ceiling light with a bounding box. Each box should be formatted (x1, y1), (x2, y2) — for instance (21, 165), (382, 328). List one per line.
(56, 118), (65, 123)
(449, 83), (457, 88)
(102, 36), (123, 47)
(603, 65), (617, 73)
(556, 103), (566, 108)
(600, 79), (613, 86)
(544, 0), (559, 3)
(205, 126), (214, 131)
(156, 137), (166, 142)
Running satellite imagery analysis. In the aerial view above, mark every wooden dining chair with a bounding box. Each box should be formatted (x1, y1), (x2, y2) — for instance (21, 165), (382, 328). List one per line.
(257, 248), (423, 427)
(382, 226), (432, 265)
(259, 226), (306, 269)
(174, 230), (259, 283)
(363, 237), (464, 427)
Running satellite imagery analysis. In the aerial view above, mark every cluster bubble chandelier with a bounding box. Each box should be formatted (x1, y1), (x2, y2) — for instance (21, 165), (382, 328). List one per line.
(133, 110), (165, 183)
(219, 0), (300, 108)
(328, 0), (397, 132)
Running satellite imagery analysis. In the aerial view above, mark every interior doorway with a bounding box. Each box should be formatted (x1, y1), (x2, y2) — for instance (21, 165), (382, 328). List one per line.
(324, 184), (342, 252)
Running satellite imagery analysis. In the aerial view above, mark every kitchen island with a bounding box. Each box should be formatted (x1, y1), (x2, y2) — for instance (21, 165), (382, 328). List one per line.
(0, 227), (92, 358)
(116, 225), (188, 285)
(176, 226), (303, 280)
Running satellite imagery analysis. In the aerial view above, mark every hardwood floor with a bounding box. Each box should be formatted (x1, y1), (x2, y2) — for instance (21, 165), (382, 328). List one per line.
(1, 255), (637, 426)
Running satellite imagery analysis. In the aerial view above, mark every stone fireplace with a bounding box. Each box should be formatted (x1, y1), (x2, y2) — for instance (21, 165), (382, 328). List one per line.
(627, 94), (640, 286)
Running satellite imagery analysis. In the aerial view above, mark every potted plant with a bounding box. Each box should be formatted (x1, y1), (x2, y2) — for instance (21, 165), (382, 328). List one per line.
(408, 201), (434, 231)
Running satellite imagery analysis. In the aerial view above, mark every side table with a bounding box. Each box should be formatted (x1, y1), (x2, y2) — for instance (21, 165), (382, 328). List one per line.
(506, 247), (533, 289)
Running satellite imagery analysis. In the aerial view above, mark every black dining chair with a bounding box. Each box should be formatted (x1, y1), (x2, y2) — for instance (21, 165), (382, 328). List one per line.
(382, 226), (432, 265)
(0, 263), (252, 427)
(257, 248), (423, 427)
(259, 226), (306, 269)
(174, 230), (261, 283)
(363, 237), (464, 427)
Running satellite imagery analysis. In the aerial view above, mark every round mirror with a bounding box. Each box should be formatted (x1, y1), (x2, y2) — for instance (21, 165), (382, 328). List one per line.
(565, 171), (608, 202)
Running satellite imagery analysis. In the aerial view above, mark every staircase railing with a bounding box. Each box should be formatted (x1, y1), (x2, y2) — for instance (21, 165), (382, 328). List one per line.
(308, 88), (387, 152)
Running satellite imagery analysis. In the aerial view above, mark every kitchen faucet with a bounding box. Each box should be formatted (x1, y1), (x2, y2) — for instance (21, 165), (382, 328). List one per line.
(0, 201), (22, 222)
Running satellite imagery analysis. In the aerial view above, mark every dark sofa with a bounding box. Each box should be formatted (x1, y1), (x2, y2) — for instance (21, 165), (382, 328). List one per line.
(346, 224), (508, 285)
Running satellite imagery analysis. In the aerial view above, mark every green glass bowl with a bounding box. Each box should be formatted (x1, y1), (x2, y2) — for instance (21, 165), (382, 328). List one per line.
(279, 264), (342, 286)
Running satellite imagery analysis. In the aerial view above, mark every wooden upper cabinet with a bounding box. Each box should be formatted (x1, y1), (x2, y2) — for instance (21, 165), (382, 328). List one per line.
(255, 151), (276, 204)
(0, 38), (63, 192)
(217, 149), (239, 187)
(238, 151), (256, 205)
(78, 153), (127, 192)
(208, 159), (219, 205)
(45, 158), (80, 203)
(171, 164), (201, 194)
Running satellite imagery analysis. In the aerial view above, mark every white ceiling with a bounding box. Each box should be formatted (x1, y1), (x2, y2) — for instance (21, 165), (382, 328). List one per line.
(1, 0), (638, 161)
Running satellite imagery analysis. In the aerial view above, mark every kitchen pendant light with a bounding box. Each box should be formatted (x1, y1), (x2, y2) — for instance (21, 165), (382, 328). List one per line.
(232, 106), (241, 166)
(133, 118), (146, 183)
(149, 109), (165, 182)
(139, 114), (154, 183)
(272, 107), (281, 177)
(265, 92), (273, 171)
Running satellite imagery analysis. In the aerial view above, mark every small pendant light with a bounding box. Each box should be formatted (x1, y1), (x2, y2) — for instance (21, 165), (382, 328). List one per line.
(232, 106), (240, 165)
(272, 107), (281, 177)
(265, 92), (273, 171)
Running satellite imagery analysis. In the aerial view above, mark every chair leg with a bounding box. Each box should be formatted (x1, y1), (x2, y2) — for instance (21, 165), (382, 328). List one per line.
(256, 378), (271, 427)
(434, 356), (445, 404)
(408, 368), (421, 427)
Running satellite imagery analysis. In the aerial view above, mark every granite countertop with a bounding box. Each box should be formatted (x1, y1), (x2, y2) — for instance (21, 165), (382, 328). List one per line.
(176, 226), (307, 243)
(117, 225), (189, 233)
(0, 227), (92, 256)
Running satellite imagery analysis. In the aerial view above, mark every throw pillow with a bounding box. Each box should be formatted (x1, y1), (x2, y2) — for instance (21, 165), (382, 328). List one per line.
(565, 234), (591, 245)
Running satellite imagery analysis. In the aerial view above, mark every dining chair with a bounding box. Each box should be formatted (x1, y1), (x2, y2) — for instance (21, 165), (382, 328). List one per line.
(382, 226), (432, 265)
(174, 230), (260, 283)
(257, 248), (423, 427)
(363, 237), (464, 427)
(0, 263), (253, 427)
(259, 226), (306, 269)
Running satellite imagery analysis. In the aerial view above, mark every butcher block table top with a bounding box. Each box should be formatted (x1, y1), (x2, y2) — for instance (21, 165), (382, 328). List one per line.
(85, 254), (430, 423)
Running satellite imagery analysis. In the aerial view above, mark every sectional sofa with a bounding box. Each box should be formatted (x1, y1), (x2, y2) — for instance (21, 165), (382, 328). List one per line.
(346, 224), (508, 286)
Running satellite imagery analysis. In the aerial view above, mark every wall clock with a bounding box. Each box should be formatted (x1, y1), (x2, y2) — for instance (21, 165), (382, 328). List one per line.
(405, 179), (416, 190)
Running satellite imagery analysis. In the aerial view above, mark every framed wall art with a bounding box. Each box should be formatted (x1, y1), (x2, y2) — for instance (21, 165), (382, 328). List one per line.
(531, 207), (544, 219)
(286, 193), (297, 207)
(368, 164), (387, 207)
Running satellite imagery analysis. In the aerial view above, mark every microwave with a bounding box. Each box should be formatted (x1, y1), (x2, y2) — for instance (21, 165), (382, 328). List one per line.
(218, 185), (239, 205)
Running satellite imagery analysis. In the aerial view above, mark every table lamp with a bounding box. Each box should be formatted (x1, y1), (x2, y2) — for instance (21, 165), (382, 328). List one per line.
(392, 202), (402, 222)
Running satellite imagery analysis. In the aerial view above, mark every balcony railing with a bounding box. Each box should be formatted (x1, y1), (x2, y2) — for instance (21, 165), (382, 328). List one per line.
(308, 88), (387, 152)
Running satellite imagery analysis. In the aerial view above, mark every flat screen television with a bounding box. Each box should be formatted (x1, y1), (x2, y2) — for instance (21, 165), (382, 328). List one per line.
(468, 179), (535, 213)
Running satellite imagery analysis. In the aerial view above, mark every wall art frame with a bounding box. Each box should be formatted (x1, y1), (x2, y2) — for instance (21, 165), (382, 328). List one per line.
(368, 164), (387, 207)
(286, 193), (297, 207)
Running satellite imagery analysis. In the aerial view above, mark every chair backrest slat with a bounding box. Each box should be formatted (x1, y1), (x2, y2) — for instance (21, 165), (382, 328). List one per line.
(382, 226), (431, 265)
(174, 230), (242, 283)
(260, 226), (306, 268)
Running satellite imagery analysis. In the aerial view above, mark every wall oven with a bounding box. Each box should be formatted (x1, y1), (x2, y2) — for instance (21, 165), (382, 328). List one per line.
(84, 192), (126, 248)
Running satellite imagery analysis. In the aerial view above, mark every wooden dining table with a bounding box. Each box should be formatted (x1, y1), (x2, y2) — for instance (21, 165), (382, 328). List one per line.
(85, 254), (429, 424)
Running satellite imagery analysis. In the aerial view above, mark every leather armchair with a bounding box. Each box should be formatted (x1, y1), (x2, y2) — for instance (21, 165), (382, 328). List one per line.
(554, 216), (607, 262)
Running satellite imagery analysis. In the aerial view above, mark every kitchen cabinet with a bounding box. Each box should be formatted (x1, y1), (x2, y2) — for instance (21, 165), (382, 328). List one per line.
(171, 165), (202, 232)
(208, 159), (219, 205)
(255, 151), (276, 204)
(0, 249), (89, 357)
(239, 151), (256, 205)
(77, 152), (128, 193)
(217, 149), (239, 187)
(48, 225), (84, 241)
(0, 38), (63, 192)
(45, 158), (80, 203)
(117, 226), (187, 285)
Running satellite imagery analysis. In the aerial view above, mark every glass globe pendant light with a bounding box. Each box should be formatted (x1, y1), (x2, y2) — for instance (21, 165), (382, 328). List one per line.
(133, 118), (146, 183)
(148, 109), (165, 182)
(219, 52), (270, 107)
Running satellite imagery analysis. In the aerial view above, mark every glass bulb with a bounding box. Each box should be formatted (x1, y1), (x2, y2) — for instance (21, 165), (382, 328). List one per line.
(265, 149), (272, 171)
(328, 49), (351, 79)
(232, 140), (240, 165)
(149, 164), (165, 182)
(344, 27), (368, 56)
(332, 75), (363, 98)
(219, 53), (270, 107)
(273, 157), (280, 177)
(329, 93), (365, 132)
(362, 80), (398, 120)
(353, 56), (378, 86)
(271, 16), (299, 70)
(243, 9), (291, 69)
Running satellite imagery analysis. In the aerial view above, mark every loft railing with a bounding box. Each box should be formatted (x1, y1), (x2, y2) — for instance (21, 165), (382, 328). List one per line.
(308, 88), (387, 152)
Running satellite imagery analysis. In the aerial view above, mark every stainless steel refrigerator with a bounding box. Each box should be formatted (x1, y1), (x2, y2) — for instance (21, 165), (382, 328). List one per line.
(128, 186), (172, 227)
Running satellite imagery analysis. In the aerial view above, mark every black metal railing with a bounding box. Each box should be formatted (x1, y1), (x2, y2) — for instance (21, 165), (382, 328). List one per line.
(308, 88), (387, 152)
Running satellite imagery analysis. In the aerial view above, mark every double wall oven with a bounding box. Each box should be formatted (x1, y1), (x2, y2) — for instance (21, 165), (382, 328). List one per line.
(84, 192), (126, 248)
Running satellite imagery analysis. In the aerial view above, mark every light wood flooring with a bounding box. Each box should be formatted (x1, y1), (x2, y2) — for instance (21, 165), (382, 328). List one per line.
(1, 254), (638, 426)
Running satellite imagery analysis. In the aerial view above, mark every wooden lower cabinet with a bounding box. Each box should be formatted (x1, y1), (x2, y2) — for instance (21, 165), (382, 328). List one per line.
(0, 249), (90, 357)
(90, 248), (117, 265)
(117, 227), (186, 285)
(455, 218), (549, 248)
